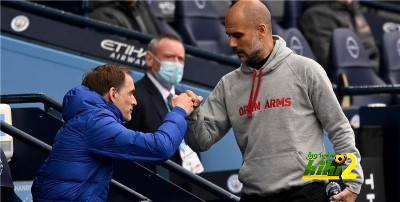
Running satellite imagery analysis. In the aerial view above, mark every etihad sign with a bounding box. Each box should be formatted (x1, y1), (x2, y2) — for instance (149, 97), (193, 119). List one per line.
(100, 39), (146, 67)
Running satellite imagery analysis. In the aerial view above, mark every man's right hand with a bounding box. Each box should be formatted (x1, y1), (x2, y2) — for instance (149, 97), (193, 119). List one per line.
(171, 93), (194, 116)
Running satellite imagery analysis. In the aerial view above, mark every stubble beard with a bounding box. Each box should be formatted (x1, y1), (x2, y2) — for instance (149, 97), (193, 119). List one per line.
(242, 36), (264, 66)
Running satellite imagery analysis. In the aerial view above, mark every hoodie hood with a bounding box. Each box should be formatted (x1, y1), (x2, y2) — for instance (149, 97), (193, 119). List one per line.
(62, 85), (123, 123)
(240, 35), (292, 75)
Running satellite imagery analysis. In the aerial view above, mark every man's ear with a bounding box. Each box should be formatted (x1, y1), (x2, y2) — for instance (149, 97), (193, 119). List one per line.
(145, 52), (153, 67)
(105, 87), (117, 102)
(257, 23), (267, 39)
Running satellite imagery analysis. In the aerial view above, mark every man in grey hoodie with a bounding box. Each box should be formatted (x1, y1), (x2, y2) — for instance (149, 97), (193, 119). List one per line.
(184, 0), (363, 201)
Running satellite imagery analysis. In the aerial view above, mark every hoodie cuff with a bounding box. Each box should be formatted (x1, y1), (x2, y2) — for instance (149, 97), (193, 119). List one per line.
(187, 106), (200, 119)
(345, 181), (362, 194)
(171, 106), (187, 118)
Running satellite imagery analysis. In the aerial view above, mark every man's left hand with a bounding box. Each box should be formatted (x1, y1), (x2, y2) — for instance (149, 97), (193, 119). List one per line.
(329, 188), (357, 202)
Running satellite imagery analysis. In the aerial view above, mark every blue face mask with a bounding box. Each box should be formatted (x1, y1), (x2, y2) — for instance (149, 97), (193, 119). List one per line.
(152, 55), (184, 87)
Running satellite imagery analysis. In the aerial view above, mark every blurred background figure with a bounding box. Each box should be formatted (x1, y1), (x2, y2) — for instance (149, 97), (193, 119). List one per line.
(89, 0), (162, 36)
(299, 0), (380, 73)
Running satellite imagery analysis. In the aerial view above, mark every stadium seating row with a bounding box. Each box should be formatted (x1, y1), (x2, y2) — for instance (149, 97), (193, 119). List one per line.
(150, 0), (400, 102)
(272, 20), (400, 106)
(32, 0), (400, 108)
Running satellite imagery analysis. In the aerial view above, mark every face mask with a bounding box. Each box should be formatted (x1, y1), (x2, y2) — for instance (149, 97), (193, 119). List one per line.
(152, 55), (184, 87)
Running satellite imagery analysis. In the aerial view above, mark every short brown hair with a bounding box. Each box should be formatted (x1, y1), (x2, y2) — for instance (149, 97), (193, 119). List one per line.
(82, 64), (131, 95)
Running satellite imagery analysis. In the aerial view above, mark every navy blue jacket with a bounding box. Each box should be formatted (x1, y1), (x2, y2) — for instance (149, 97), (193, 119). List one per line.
(32, 85), (187, 201)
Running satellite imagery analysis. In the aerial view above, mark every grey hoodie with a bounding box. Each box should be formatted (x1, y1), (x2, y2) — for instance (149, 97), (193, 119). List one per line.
(185, 36), (363, 195)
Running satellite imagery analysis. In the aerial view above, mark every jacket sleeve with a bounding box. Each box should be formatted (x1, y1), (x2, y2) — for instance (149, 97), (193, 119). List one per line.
(308, 61), (364, 194)
(84, 107), (187, 163)
(184, 79), (232, 152)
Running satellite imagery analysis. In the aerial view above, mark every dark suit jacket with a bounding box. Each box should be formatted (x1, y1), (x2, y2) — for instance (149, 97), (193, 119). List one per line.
(125, 74), (182, 165)
(126, 75), (170, 133)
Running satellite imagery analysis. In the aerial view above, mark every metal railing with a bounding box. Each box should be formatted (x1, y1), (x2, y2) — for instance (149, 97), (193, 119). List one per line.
(0, 120), (151, 202)
(339, 84), (400, 95)
(162, 161), (240, 201)
(337, 84), (400, 103)
(0, 93), (62, 113)
(360, 0), (400, 14)
(0, 93), (240, 201)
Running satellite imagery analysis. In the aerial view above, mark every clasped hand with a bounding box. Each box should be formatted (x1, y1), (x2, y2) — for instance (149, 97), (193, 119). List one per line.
(170, 90), (203, 116)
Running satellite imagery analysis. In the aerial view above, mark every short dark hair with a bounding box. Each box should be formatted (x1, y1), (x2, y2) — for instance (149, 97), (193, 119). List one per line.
(147, 34), (183, 54)
(82, 64), (131, 95)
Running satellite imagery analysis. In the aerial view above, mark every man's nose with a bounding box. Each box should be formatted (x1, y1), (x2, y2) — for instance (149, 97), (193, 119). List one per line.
(132, 96), (137, 106)
(229, 38), (237, 48)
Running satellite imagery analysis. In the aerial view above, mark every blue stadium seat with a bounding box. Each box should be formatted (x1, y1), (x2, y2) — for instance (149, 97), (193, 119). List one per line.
(283, 27), (316, 60)
(329, 28), (391, 107)
(381, 31), (400, 104)
(174, 0), (234, 56)
(147, 1), (182, 39)
(380, 31), (400, 84)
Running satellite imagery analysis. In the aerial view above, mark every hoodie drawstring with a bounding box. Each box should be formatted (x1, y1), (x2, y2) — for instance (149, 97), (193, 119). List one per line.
(247, 68), (264, 117)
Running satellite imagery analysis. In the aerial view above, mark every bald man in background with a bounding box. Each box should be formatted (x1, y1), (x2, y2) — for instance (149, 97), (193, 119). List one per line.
(184, 0), (364, 201)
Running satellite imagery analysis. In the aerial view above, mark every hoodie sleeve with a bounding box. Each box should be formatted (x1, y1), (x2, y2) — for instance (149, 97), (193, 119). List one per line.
(84, 107), (187, 163)
(307, 61), (364, 194)
(184, 79), (232, 152)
